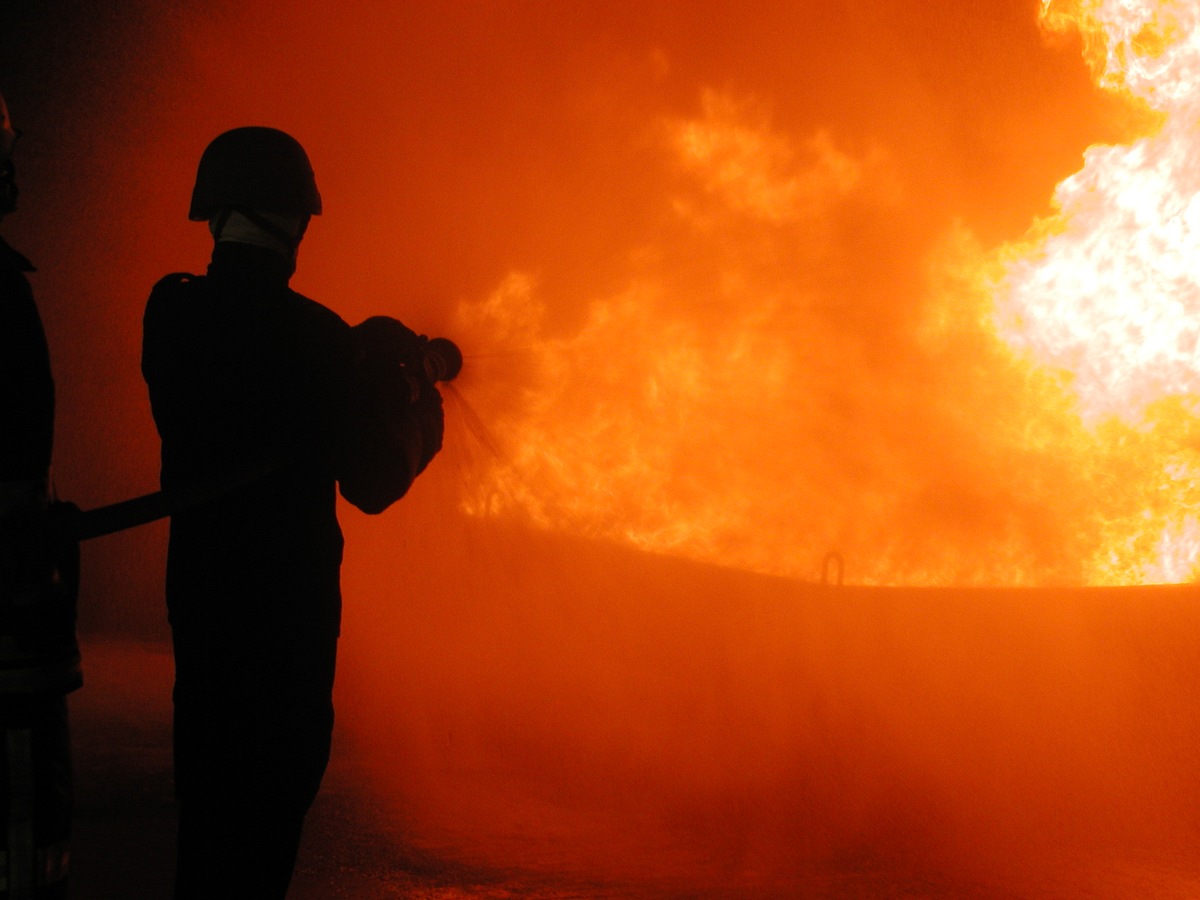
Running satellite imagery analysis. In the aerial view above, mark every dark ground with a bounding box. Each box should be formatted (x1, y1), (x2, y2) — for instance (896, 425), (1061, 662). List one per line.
(69, 639), (601, 900)
(69, 640), (702, 899)
(67, 636), (1200, 899)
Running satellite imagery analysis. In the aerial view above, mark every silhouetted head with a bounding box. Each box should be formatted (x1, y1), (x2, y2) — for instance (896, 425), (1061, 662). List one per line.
(190, 126), (321, 262)
(0, 92), (20, 218)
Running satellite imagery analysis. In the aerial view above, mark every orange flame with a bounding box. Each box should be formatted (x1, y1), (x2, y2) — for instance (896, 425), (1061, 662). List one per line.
(446, 1), (1200, 588)
(450, 106), (929, 585)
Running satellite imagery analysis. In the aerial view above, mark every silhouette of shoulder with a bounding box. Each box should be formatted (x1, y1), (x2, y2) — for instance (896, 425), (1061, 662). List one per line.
(144, 271), (200, 319)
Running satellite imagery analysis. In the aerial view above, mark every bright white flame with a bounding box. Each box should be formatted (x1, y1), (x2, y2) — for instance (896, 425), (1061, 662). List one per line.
(995, 0), (1200, 581)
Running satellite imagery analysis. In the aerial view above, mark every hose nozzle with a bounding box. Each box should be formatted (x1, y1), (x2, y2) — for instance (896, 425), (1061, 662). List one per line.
(422, 336), (463, 382)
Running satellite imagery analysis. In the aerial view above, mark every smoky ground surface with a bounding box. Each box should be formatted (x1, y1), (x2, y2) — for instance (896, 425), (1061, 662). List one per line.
(69, 616), (1200, 900)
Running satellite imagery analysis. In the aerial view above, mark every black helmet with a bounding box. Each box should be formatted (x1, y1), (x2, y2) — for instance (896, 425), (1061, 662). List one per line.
(188, 126), (322, 221)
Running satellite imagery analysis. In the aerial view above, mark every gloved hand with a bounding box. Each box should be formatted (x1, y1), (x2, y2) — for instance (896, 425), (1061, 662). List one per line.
(351, 315), (427, 401)
(351, 315), (444, 460)
(340, 317), (446, 514)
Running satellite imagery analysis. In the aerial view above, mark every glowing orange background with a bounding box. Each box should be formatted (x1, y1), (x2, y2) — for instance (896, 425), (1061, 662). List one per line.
(5, 0), (1200, 893)
(2, 0), (1136, 621)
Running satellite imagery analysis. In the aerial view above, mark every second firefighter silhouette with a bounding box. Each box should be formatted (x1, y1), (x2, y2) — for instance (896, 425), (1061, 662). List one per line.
(0, 90), (80, 900)
(141, 127), (445, 899)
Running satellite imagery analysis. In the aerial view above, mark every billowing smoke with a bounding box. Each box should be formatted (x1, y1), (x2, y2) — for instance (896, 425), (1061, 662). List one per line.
(1, 0), (1137, 612)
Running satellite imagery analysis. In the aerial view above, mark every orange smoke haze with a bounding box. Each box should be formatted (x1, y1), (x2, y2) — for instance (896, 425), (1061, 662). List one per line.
(6, 0), (1200, 893)
(2, 0), (1146, 602)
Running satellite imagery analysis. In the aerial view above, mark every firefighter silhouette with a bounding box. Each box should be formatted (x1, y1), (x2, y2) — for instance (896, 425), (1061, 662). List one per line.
(142, 127), (445, 898)
(0, 90), (81, 899)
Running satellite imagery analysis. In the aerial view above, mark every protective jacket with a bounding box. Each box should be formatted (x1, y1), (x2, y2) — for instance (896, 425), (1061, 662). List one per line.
(0, 237), (79, 696)
(0, 237), (52, 481)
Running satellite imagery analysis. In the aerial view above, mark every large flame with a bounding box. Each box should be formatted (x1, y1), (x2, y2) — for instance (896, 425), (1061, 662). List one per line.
(445, 0), (1200, 587)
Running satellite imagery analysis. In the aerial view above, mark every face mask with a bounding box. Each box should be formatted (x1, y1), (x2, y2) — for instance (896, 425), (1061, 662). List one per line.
(210, 209), (307, 261)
